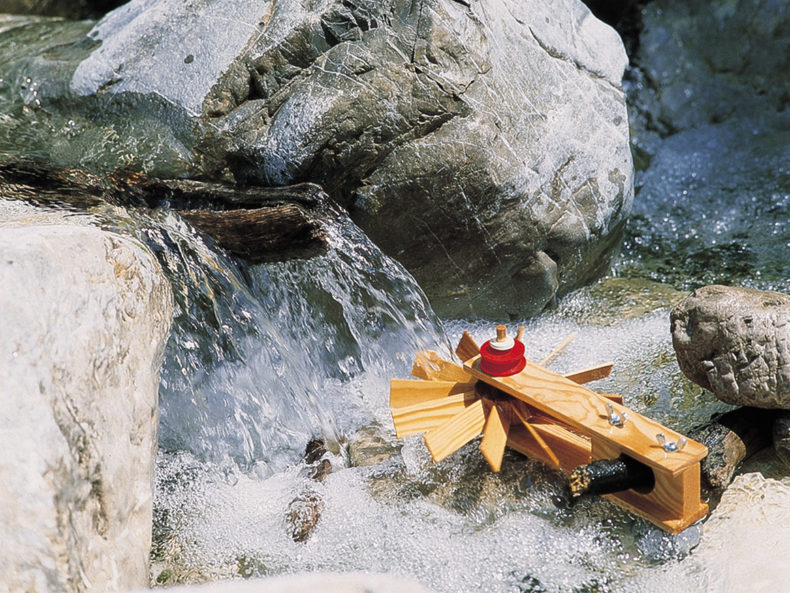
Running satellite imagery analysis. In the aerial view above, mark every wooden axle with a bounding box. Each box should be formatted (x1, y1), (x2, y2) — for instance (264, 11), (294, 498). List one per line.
(390, 330), (709, 534)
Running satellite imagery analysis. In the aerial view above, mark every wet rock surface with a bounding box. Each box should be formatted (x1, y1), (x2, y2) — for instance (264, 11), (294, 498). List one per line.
(0, 159), (338, 263)
(773, 411), (790, 469)
(0, 0), (124, 19)
(6, 0), (633, 318)
(285, 440), (333, 543)
(689, 407), (775, 490)
(621, 0), (790, 293)
(671, 285), (790, 408)
(0, 202), (173, 593)
(633, 0), (790, 136)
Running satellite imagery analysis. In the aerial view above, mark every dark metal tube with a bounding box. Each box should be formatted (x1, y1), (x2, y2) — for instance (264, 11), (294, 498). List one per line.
(569, 456), (655, 498)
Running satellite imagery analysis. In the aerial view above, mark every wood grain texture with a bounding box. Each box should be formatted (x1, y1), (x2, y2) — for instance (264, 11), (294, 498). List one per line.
(511, 405), (560, 467)
(455, 331), (480, 362)
(507, 423), (592, 471)
(424, 399), (486, 462)
(464, 356), (707, 476)
(390, 379), (476, 408)
(593, 440), (708, 534)
(598, 393), (624, 404)
(480, 404), (509, 472)
(411, 351), (472, 382)
(391, 393), (478, 438)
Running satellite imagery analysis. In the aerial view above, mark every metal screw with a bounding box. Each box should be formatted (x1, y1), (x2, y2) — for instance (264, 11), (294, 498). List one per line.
(607, 403), (627, 427)
(656, 433), (687, 452)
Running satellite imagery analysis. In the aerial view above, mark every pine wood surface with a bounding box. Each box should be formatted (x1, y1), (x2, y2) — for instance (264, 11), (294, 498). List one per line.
(463, 356), (707, 476)
(455, 331), (481, 362)
(480, 403), (510, 472)
(563, 362), (614, 384)
(507, 423), (592, 470)
(392, 392), (479, 438)
(411, 350), (473, 382)
(389, 379), (477, 408)
(594, 440), (708, 533)
(424, 399), (487, 462)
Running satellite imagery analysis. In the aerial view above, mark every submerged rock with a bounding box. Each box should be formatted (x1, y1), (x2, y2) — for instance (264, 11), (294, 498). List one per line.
(773, 411), (790, 469)
(634, 0), (790, 135)
(671, 285), (790, 408)
(623, 0), (790, 292)
(689, 407), (774, 490)
(0, 202), (173, 592)
(8, 0), (633, 318)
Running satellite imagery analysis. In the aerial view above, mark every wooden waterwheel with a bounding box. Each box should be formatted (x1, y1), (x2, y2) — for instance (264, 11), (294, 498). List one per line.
(389, 326), (709, 534)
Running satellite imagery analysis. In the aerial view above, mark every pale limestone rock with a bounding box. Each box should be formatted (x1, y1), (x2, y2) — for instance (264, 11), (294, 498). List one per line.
(0, 203), (173, 593)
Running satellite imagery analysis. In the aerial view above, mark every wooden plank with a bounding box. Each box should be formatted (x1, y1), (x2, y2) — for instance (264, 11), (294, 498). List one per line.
(598, 393), (624, 405)
(480, 404), (510, 472)
(424, 399), (486, 462)
(464, 356), (707, 476)
(511, 404), (560, 467)
(455, 331), (480, 362)
(593, 440), (708, 534)
(507, 423), (591, 471)
(390, 379), (476, 408)
(564, 362), (614, 384)
(412, 350), (472, 382)
(391, 393), (478, 438)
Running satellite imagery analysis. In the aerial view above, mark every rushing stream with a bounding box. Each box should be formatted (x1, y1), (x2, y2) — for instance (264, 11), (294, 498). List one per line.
(2, 7), (790, 593)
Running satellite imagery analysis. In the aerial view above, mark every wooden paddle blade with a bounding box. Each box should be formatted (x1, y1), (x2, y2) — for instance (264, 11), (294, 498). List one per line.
(480, 404), (510, 472)
(511, 403), (560, 467)
(507, 422), (592, 472)
(599, 393), (624, 405)
(424, 399), (486, 462)
(564, 362), (614, 385)
(455, 331), (480, 362)
(412, 350), (473, 382)
(391, 393), (478, 438)
(539, 334), (575, 367)
(390, 379), (476, 408)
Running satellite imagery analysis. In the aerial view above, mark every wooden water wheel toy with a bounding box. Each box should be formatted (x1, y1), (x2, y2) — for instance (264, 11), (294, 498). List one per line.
(389, 326), (708, 534)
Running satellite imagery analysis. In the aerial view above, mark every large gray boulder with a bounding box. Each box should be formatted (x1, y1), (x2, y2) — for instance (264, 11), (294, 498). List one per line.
(65, 0), (632, 317)
(0, 202), (173, 592)
(671, 285), (790, 409)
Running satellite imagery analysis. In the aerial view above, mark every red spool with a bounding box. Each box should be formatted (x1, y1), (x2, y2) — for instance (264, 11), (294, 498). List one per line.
(480, 339), (526, 376)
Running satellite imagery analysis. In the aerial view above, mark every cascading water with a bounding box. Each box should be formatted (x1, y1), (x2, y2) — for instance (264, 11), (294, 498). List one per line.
(103, 206), (449, 475)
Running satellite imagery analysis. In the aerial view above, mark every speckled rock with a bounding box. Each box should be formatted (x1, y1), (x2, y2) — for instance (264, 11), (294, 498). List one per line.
(0, 202), (173, 592)
(63, 0), (632, 318)
(671, 285), (790, 408)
